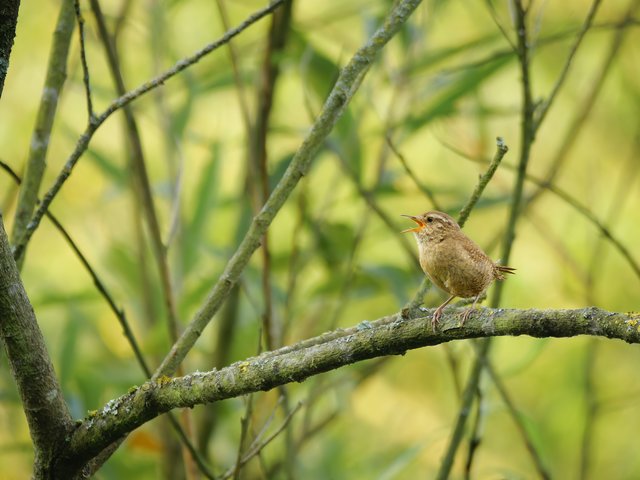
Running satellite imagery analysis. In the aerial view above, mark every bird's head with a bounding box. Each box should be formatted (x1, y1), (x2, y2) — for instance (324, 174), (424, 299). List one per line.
(401, 211), (460, 242)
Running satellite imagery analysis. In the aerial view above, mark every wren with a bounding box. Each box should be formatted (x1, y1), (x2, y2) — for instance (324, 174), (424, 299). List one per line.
(402, 211), (515, 331)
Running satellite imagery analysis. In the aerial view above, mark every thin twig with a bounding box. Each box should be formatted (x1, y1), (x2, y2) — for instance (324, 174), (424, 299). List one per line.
(332, 144), (420, 268)
(483, 0), (517, 51)
(483, 352), (551, 478)
(214, 0), (253, 136)
(534, 0), (603, 130)
(233, 395), (255, 480)
(385, 134), (442, 210)
(250, 0), (294, 350)
(458, 136), (508, 226)
(221, 402), (302, 480)
(10, 0), (75, 253)
(464, 378), (485, 479)
(436, 340), (490, 480)
(579, 339), (598, 480)
(74, 0), (95, 121)
(535, 0), (601, 130)
(527, 0), (639, 205)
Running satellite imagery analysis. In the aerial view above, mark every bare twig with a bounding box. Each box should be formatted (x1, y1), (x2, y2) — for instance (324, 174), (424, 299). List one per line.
(464, 374), (485, 478)
(221, 402), (303, 480)
(214, 0), (253, 136)
(534, 0), (603, 130)
(436, 340), (490, 480)
(0, 160), (150, 375)
(458, 136), (508, 226)
(386, 134), (442, 210)
(579, 339), (598, 480)
(74, 0), (95, 121)
(483, 0), (517, 51)
(483, 351), (551, 478)
(250, 0), (294, 350)
(10, 0), (75, 253)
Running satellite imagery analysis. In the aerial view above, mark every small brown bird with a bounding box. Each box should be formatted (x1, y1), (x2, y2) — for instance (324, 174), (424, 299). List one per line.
(402, 211), (515, 330)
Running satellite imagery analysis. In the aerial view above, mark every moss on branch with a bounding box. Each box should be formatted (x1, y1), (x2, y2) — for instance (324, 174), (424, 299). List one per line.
(60, 306), (639, 476)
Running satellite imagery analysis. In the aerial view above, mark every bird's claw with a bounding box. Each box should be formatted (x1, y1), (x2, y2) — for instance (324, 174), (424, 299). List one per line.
(459, 307), (474, 327)
(431, 307), (444, 332)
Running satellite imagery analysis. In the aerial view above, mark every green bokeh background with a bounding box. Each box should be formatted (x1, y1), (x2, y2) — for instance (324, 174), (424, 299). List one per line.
(1, 0), (639, 478)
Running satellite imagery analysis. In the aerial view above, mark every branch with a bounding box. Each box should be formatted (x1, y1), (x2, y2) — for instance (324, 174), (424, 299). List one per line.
(457, 136), (508, 225)
(0, 0), (21, 98)
(59, 306), (640, 477)
(154, 0), (426, 379)
(74, 0), (95, 121)
(534, 0), (602, 130)
(0, 217), (73, 476)
(10, 0), (74, 251)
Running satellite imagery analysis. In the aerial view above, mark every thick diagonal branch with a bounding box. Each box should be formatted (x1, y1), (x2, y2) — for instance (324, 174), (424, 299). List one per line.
(154, 0), (426, 378)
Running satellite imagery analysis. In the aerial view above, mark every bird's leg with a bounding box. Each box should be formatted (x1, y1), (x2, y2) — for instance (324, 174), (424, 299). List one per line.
(460, 294), (481, 326)
(432, 295), (455, 332)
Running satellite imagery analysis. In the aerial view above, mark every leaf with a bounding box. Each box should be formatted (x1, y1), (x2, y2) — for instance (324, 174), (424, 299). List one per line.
(182, 143), (220, 272)
(58, 307), (82, 389)
(85, 144), (127, 186)
(377, 442), (424, 480)
(405, 54), (513, 131)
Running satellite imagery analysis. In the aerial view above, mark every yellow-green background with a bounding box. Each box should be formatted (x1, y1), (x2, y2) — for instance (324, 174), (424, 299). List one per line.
(1, 0), (639, 478)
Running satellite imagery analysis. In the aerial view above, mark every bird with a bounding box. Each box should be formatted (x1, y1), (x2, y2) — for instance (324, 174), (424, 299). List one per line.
(402, 210), (515, 331)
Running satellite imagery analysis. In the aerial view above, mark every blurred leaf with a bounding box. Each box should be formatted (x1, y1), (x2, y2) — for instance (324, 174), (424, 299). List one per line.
(182, 143), (220, 272)
(168, 69), (199, 139)
(406, 54), (513, 130)
(377, 442), (424, 480)
(332, 108), (363, 179)
(58, 307), (82, 389)
(407, 32), (502, 74)
(360, 263), (415, 304)
(307, 219), (355, 268)
(290, 29), (340, 102)
(290, 28), (363, 176)
(269, 152), (295, 192)
(85, 145), (127, 186)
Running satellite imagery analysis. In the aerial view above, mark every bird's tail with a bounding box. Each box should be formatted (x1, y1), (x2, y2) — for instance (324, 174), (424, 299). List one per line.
(495, 264), (516, 280)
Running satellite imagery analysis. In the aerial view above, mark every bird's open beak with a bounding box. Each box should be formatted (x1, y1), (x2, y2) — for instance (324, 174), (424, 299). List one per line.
(401, 214), (424, 233)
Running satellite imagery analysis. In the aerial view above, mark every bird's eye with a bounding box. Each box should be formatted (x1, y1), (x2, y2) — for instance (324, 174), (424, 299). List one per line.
(426, 217), (433, 223)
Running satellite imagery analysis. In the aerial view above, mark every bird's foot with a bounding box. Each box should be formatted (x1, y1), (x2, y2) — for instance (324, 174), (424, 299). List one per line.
(459, 307), (475, 327)
(431, 306), (445, 332)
